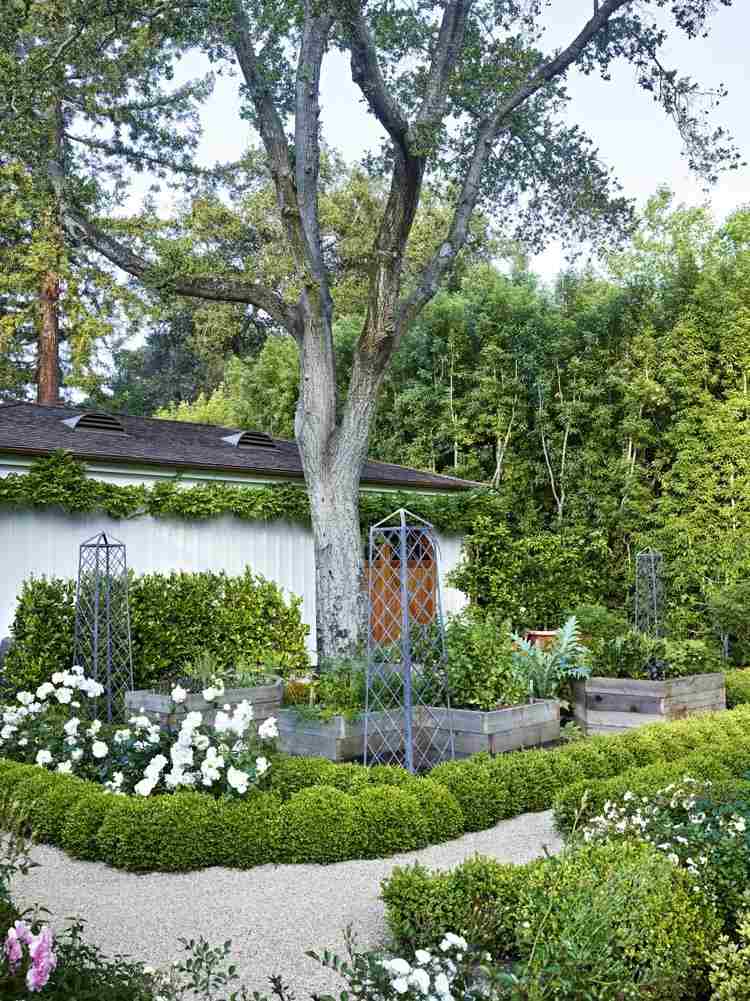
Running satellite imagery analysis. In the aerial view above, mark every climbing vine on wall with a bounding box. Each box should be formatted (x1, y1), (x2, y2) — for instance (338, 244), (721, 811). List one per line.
(0, 451), (495, 534)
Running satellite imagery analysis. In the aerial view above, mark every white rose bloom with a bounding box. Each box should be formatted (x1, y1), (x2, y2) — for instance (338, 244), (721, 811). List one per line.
(63, 718), (80, 737)
(193, 734), (210, 752)
(383, 959), (411, 976)
(202, 686), (219, 703)
(36, 749), (53, 766)
(226, 766), (249, 794)
(183, 711), (203, 730)
(433, 973), (451, 997)
(0, 725), (16, 740)
(255, 756), (270, 777)
(16, 692), (34, 706)
(87, 720), (102, 736)
(409, 969), (431, 995)
(36, 682), (55, 700)
(414, 950), (431, 966)
(171, 685), (188, 704)
(56, 761), (73, 775)
(51, 672), (64, 685)
(164, 768), (184, 789)
(213, 711), (230, 735)
(91, 741), (109, 759)
(71, 748), (83, 762)
(82, 679), (104, 698)
(114, 729), (132, 744)
(71, 665), (84, 676)
(171, 745), (194, 768)
(258, 717), (279, 741)
(130, 715), (151, 729)
(144, 754), (168, 777)
(134, 777), (157, 797)
(18, 738), (28, 748)
(204, 747), (224, 768)
(440, 934), (467, 952)
(391, 978), (409, 995)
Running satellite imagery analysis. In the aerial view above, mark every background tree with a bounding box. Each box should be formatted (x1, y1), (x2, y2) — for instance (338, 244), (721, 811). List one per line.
(25, 0), (740, 654)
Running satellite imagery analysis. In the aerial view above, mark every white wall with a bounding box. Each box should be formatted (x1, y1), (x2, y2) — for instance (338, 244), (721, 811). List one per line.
(0, 506), (467, 655)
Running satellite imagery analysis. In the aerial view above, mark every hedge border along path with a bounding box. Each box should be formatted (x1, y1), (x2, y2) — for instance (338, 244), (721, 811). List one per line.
(1, 705), (750, 873)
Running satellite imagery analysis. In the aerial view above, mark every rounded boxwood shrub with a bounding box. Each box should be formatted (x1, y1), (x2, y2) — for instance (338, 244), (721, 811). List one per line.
(15, 771), (90, 845)
(268, 756), (339, 800)
(61, 787), (116, 860)
(429, 759), (510, 831)
(318, 762), (372, 796)
(353, 785), (427, 858)
(409, 777), (464, 845)
(279, 786), (358, 863)
(217, 792), (283, 868)
(97, 792), (224, 871)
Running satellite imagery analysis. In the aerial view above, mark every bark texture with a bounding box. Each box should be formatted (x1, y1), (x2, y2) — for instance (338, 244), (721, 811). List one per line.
(37, 271), (60, 404)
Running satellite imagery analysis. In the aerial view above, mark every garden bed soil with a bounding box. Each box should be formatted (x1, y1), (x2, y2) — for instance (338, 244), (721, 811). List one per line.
(573, 672), (726, 735)
(125, 676), (284, 730)
(428, 700), (560, 758)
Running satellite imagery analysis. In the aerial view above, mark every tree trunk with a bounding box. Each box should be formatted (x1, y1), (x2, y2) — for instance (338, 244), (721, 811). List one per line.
(37, 271), (60, 404)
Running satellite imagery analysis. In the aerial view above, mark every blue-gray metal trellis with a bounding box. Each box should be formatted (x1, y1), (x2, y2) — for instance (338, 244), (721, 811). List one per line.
(73, 533), (134, 721)
(364, 509), (454, 773)
(634, 548), (665, 637)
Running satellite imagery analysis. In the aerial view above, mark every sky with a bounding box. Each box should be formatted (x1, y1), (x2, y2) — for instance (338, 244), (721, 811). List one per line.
(136, 0), (750, 281)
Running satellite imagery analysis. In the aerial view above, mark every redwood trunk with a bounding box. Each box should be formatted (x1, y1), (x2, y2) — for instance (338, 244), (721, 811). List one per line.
(37, 272), (60, 404)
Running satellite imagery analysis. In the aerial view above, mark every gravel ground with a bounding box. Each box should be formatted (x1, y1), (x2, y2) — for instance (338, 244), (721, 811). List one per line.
(12, 810), (560, 997)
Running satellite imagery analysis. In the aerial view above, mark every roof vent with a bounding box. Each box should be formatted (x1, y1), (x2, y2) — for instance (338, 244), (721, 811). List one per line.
(221, 430), (276, 449)
(61, 412), (126, 434)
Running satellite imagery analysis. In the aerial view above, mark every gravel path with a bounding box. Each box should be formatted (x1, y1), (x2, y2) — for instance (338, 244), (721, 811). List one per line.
(12, 811), (560, 997)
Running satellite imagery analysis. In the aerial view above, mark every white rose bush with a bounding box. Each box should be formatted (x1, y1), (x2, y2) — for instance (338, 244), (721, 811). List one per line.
(0, 668), (278, 801)
(579, 776), (750, 929)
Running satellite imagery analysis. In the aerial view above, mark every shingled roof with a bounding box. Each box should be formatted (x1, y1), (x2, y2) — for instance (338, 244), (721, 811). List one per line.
(0, 402), (479, 492)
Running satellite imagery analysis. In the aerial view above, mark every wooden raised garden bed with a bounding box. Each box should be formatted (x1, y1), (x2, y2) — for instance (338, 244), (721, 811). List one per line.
(573, 673), (726, 735)
(428, 700), (560, 758)
(125, 676), (284, 731)
(276, 708), (409, 763)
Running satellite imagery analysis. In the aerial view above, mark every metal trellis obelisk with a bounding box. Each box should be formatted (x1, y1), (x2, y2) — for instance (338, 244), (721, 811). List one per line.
(74, 533), (134, 722)
(634, 548), (665, 637)
(364, 509), (454, 773)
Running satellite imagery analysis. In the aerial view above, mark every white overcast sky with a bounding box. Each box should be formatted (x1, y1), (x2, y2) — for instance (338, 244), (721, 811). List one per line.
(140, 0), (750, 280)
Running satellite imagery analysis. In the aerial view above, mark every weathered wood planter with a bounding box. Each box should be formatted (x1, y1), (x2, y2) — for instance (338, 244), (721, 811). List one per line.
(429, 700), (560, 758)
(276, 708), (407, 762)
(125, 676), (283, 731)
(573, 673), (726, 735)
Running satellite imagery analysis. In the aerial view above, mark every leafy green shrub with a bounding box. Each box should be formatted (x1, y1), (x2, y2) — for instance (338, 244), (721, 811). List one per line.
(96, 792), (225, 871)
(279, 786), (358, 863)
(60, 787), (115, 860)
(570, 603), (628, 646)
(445, 610), (525, 710)
(383, 838), (719, 998)
(3, 568), (309, 693)
(552, 746), (744, 832)
(382, 856), (535, 954)
(578, 776), (750, 933)
(267, 755), (340, 800)
(216, 793), (283, 868)
(662, 638), (724, 678)
(707, 580), (750, 666)
(709, 905), (750, 1000)
(3, 576), (76, 693)
(15, 771), (89, 845)
(726, 668), (750, 708)
(353, 785), (427, 857)
(450, 522), (612, 631)
(590, 631), (723, 681)
(511, 841), (720, 1001)
(429, 758), (511, 831)
(408, 777), (464, 844)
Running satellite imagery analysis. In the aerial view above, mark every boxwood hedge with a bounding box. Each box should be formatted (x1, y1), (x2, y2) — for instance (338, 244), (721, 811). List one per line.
(3, 705), (750, 872)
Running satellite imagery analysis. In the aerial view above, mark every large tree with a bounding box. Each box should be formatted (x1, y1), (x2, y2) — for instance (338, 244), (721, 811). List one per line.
(12, 0), (739, 654)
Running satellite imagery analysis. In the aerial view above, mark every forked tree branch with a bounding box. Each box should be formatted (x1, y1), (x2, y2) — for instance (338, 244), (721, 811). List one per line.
(398, 0), (633, 334)
(49, 164), (299, 331)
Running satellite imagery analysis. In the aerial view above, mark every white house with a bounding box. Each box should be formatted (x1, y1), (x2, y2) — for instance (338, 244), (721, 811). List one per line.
(0, 402), (473, 655)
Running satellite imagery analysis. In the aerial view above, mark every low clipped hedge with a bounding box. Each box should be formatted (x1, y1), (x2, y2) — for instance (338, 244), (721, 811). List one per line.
(381, 840), (721, 999)
(552, 730), (750, 833)
(3, 707), (750, 872)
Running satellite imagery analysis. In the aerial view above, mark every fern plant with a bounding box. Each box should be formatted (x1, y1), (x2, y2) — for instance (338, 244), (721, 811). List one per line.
(510, 616), (591, 701)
